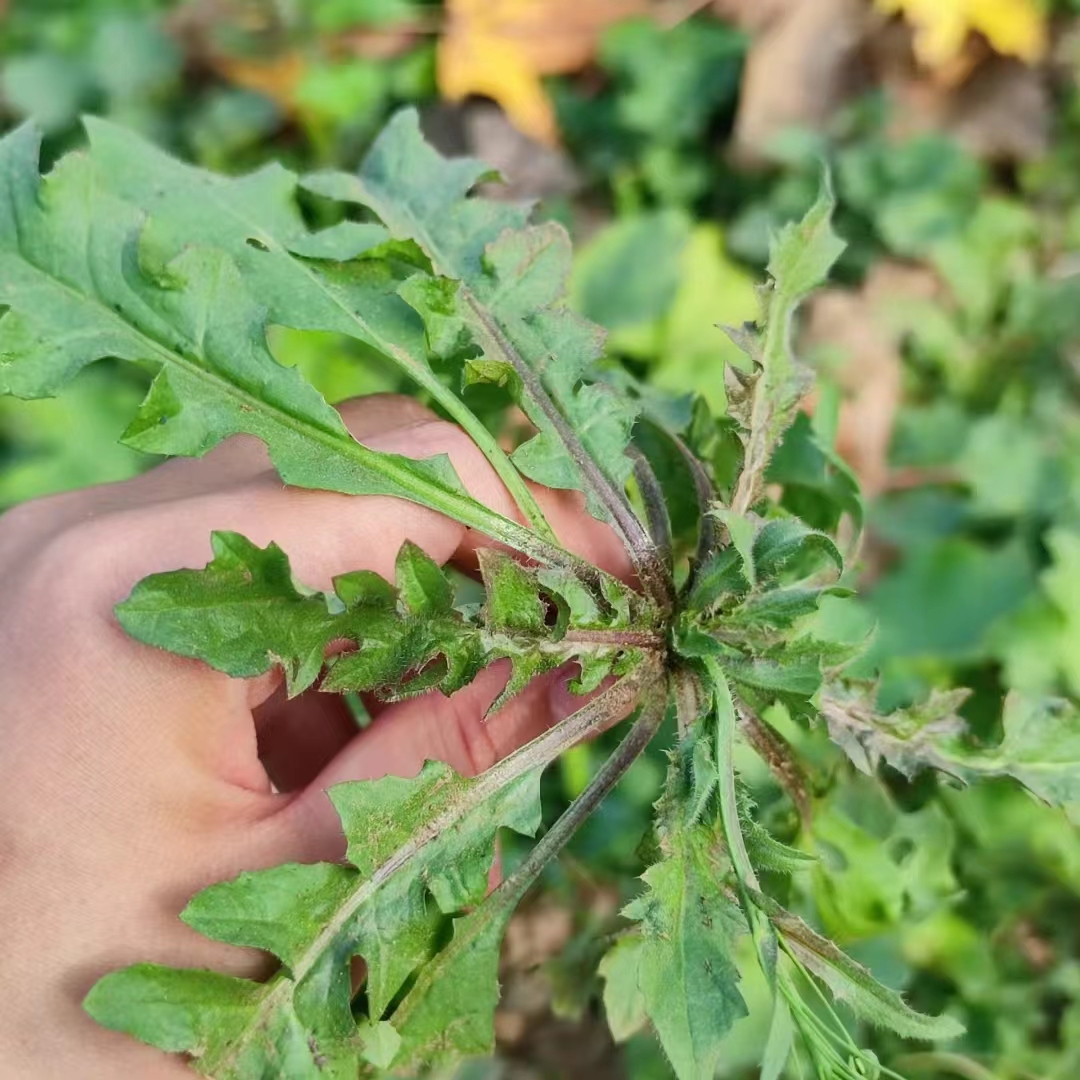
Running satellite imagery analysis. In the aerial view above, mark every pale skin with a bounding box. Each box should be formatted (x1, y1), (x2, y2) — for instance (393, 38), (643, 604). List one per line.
(0, 395), (630, 1079)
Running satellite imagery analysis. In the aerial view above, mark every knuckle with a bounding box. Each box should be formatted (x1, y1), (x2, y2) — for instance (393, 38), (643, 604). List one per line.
(0, 500), (43, 549)
(0, 494), (89, 592)
(363, 391), (433, 413)
(338, 394), (439, 440)
(15, 513), (128, 617)
(395, 419), (481, 464)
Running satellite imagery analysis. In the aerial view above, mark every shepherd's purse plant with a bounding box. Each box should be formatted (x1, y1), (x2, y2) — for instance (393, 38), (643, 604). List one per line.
(2, 109), (1078, 1080)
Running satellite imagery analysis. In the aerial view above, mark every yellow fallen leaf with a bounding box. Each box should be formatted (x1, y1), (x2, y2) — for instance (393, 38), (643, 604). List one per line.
(877, 0), (1048, 69)
(438, 0), (649, 145)
(214, 52), (307, 114)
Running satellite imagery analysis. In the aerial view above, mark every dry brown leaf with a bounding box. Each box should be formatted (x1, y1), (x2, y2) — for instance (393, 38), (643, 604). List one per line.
(732, 0), (870, 162)
(804, 262), (939, 496)
(213, 51), (307, 113)
(438, 0), (650, 145)
(464, 102), (582, 200)
(710, 0), (800, 32)
(887, 54), (1049, 160)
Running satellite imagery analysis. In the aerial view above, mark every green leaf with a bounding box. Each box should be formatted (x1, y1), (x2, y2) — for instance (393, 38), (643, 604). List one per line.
(477, 548), (650, 711)
(759, 895), (964, 1042)
(823, 687), (1080, 815)
(82, 115), (423, 357)
(600, 936), (650, 1042)
(79, 114), (560, 552)
(86, 760), (545, 1077)
(479, 549), (548, 635)
(390, 905), (511, 1068)
(767, 412), (864, 533)
(767, 172), (847, 303)
(751, 518), (844, 585)
(729, 585), (851, 632)
(0, 123), (553, 560)
(714, 508), (758, 586)
(727, 654), (823, 699)
(724, 175), (848, 524)
(304, 109), (639, 522)
(688, 547), (748, 611)
(181, 863), (357, 971)
(395, 539), (454, 616)
(389, 692), (670, 1070)
(84, 966), (264, 1057)
(739, 796), (816, 876)
(118, 528), (655, 709)
(623, 828), (748, 1080)
(116, 531), (485, 699)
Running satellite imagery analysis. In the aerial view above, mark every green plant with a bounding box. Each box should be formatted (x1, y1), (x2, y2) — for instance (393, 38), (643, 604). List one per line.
(2, 109), (1079, 1080)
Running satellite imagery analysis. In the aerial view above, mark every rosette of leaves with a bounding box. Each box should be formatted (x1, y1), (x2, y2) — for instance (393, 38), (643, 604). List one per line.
(3, 109), (1079, 1079)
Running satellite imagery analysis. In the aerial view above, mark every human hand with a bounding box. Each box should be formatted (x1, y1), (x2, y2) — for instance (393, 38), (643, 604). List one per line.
(0, 395), (628, 1079)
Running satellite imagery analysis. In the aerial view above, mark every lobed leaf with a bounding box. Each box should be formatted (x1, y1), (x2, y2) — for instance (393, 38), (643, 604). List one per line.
(725, 177), (849, 521)
(620, 831), (748, 1080)
(86, 760), (546, 1077)
(767, 173), (848, 306)
(303, 110), (642, 533)
(118, 531), (650, 712)
(392, 689), (673, 1070)
(117, 532), (485, 699)
(615, 738), (749, 1080)
(823, 687), (1080, 816)
(0, 122), (567, 563)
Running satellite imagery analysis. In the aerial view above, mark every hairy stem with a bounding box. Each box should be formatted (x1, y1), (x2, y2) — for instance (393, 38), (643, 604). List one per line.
(407, 362), (558, 544)
(629, 445), (674, 582)
(671, 431), (721, 594)
(730, 275), (806, 518)
(706, 657), (778, 983)
(465, 297), (669, 606)
(736, 700), (812, 825)
(390, 689), (670, 1032)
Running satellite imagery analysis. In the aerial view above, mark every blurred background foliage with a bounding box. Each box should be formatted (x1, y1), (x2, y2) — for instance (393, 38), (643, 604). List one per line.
(4, 1), (1080, 1077)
